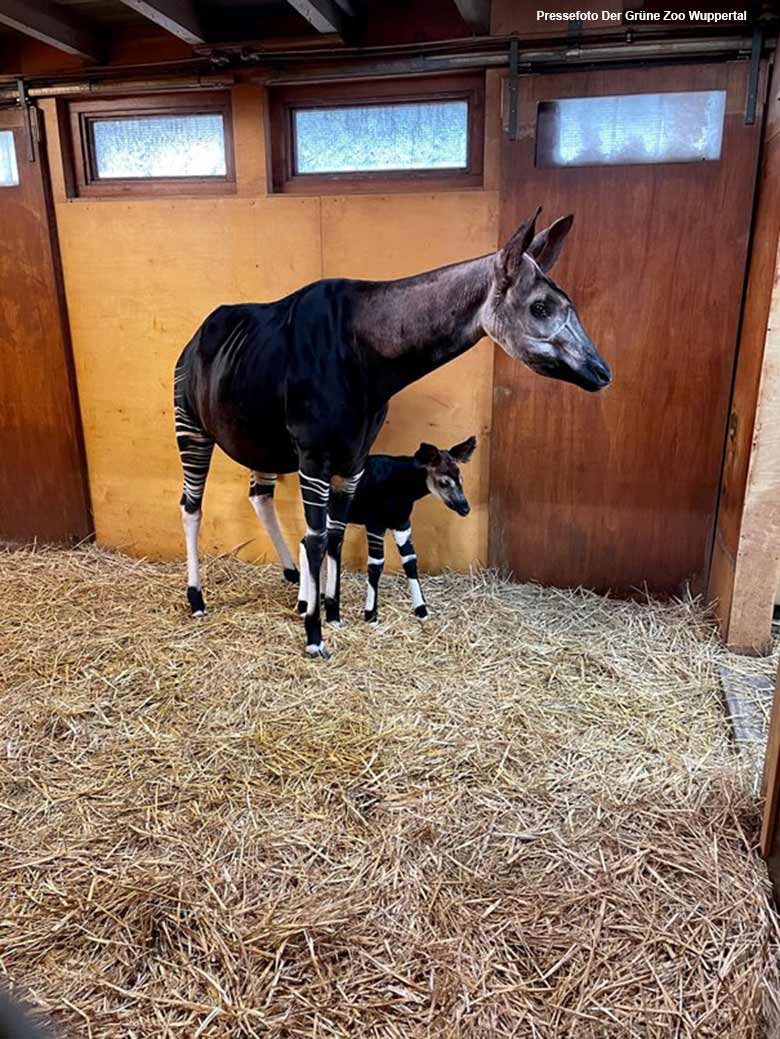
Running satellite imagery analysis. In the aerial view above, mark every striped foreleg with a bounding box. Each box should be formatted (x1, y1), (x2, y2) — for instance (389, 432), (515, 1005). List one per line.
(323, 470), (363, 627)
(248, 472), (299, 584)
(364, 527), (386, 623)
(392, 524), (427, 619)
(299, 468), (331, 658)
(175, 402), (214, 616)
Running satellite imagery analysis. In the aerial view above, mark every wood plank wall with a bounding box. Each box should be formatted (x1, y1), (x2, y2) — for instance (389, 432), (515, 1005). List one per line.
(709, 58), (780, 653)
(39, 80), (501, 575)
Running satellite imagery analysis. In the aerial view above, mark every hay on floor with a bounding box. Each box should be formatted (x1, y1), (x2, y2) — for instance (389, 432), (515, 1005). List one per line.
(0, 543), (778, 1038)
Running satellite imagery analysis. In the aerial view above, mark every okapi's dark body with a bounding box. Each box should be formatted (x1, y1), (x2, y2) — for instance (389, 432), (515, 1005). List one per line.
(176, 285), (388, 480)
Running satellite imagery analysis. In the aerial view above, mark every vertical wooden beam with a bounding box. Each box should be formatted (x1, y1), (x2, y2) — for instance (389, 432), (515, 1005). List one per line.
(760, 660), (780, 899)
(709, 58), (780, 654)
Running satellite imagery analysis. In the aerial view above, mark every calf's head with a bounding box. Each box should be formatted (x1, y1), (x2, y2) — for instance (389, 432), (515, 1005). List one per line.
(415, 437), (477, 516)
(482, 209), (611, 393)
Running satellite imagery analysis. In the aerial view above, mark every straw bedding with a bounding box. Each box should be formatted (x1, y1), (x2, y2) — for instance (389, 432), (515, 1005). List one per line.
(0, 543), (778, 1038)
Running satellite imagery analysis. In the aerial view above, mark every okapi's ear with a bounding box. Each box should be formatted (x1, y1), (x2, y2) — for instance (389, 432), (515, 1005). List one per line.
(495, 207), (542, 291)
(415, 443), (441, 467)
(449, 436), (477, 464)
(527, 214), (574, 273)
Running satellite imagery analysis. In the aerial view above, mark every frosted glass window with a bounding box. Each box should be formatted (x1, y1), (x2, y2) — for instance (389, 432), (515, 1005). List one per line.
(91, 113), (227, 179)
(293, 100), (469, 174)
(0, 130), (19, 186)
(536, 91), (726, 168)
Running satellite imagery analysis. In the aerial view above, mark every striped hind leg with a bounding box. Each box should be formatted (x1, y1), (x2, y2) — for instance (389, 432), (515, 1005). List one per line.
(248, 473), (299, 584)
(175, 402), (214, 616)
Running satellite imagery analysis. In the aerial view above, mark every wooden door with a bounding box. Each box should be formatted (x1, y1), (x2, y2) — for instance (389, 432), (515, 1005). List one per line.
(0, 106), (91, 543)
(490, 62), (765, 595)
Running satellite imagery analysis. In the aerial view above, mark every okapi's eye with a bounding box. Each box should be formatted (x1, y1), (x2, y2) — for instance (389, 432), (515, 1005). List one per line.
(530, 301), (549, 319)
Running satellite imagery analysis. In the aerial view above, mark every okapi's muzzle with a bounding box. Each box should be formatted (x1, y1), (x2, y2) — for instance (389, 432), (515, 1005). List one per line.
(534, 310), (611, 394)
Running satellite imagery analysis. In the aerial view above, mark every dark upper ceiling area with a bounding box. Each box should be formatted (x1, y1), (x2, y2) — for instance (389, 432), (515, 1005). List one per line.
(0, 0), (487, 68)
(0, 1), (774, 81)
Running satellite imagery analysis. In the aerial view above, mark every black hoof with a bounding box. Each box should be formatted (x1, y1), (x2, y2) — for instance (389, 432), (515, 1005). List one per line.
(284, 567), (300, 585)
(187, 586), (206, 616)
(297, 600), (307, 615)
(325, 600), (340, 626)
(364, 609), (378, 624)
(415, 605), (428, 619)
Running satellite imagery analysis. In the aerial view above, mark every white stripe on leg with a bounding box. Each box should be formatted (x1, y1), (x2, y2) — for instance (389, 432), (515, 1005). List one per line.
(181, 507), (201, 590)
(326, 555), (338, 600)
(250, 494), (296, 571)
(408, 578), (424, 611)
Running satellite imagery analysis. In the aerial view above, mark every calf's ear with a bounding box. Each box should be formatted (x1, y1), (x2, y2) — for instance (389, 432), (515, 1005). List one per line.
(449, 436), (477, 463)
(415, 443), (441, 467)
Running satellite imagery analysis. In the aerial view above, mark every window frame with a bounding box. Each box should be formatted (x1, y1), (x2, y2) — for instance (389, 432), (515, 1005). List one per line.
(268, 74), (485, 194)
(67, 90), (236, 199)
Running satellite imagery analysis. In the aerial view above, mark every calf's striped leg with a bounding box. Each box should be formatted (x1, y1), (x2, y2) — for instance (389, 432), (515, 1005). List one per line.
(392, 524), (427, 619)
(175, 401), (215, 616)
(364, 527), (385, 623)
(299, 467), (330, 658)
(324, 471), (363, 627)
(248, 472), (299, 584)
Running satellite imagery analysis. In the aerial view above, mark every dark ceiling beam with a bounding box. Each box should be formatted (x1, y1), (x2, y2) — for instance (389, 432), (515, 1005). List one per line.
(0, 0), (102, 61)
(452, 0), (491, 34)
(116, 0), (205, 45)
(284, 0), (352, 36)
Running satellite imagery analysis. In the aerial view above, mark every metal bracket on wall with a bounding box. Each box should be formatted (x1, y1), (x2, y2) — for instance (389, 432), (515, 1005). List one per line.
(16, 78), (36, 163)
(508, 38), (519, 140)
(745, 24), (763, 126)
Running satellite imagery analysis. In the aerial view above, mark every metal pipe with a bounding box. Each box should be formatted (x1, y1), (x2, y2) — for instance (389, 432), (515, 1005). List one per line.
(0, 73), (233, 102)
(258, 34), (770, 84)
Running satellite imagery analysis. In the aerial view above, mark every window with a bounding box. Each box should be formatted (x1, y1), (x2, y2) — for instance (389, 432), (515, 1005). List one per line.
(67, 91), (235, 197)
(294, 101), (469, 174)
(0, 130), (19, 187)
(536, 90), (727, 168)
(270, 74), (485, 193)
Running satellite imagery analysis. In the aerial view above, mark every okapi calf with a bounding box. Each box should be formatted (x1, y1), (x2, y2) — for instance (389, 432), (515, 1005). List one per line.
(175, 208), (611, 658)
(296, 437), (477, 625)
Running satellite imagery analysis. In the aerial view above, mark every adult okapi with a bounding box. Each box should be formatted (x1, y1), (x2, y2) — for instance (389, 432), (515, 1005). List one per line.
(174, 208), (611, 658)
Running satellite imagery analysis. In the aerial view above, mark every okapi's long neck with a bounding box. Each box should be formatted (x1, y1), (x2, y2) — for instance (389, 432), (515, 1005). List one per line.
(352, 254), (494, 400)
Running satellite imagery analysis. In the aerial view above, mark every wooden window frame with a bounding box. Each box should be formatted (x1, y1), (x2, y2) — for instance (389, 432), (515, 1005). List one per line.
(67, 90), (236, 199)
(268, 73), (485, 195)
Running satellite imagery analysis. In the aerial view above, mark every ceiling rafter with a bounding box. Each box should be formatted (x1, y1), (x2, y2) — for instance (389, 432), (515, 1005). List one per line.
(283, 0), (353, 36)
(0, 0), (102, 61)
(452, 0), (491, 35)
(116, 0), (205, 45)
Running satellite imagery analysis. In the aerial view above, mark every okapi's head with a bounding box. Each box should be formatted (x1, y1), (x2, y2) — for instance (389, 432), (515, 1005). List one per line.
(415, 437), (477, 516)
(482, 209), (611, 393)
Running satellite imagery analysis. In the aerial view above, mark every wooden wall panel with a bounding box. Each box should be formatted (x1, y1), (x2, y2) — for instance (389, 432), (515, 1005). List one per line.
(490, 61), (764, 595)
(54, 196), (322, 567)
